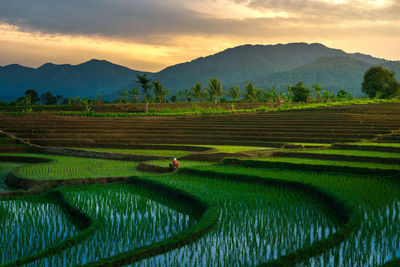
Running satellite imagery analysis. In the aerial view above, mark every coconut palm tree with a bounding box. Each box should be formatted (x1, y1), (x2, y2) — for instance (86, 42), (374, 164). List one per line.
(243, 82), (261, 102)
(129, 88), (138, 103)
(190, 83), (203, 103)
(226, 86), (239, 102)
(206, 78), (223, 104)
(96, 93), (103, 105)
(152, 80), (164, 103)
(135, 73), (152, 113)
(120, 89), (129, 103)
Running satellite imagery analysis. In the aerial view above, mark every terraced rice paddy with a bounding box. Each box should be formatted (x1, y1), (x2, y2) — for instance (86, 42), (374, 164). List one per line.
(255, 156), (400, 170)
(9, 154), (145, 179)
(137, 173), (339, 266)
(1, 102), (400, 266)
(0, 196), (78, 265)
(195, 164), (400, 266)
(32, 184), (196, 266)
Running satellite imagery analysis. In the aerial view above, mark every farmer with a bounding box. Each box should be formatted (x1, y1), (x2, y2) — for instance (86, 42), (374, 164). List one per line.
(169, 158), (179, 169)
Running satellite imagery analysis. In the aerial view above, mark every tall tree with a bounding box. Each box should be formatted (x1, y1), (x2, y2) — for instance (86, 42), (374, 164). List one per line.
(288, 82), (311, 102)
(226, 86), (239, 102)
(40, 92), (57, 105)
(206, 78), (223, 104)
(135, 73), (152, 113)
(25, 89), (40, 104)
(152, 80), (165, 103)
(362, 66), (400, 99)
(162, 88), (170, 103)
(312, 83), (323, 101)
(96, 93), (103, 105)
(120, 89), (129, 103)
(243, 82), (261, 102)
(129, 88), (138, 103)
(183, 89), (191, 103)
(190, 83), (203, 103)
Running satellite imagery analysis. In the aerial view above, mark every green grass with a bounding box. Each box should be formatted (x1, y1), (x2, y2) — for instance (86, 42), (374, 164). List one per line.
(2, 153), (147, 179)
(159, 144), (273, 153)
(285, 142), (330, 147)
(73, 148), (192, 157)
(195, 145), (272, 153)
(349, 142), (400, 148)
(253, 156), (400, 170)
(145, 159), (216, 168)
(300, 149), (400, 158)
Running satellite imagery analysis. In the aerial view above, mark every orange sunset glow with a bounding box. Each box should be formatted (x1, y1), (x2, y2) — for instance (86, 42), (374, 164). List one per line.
(0, 0), (399, 71)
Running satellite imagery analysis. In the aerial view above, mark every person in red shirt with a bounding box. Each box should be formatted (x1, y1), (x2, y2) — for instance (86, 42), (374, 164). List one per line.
(169, 157), (179, 169)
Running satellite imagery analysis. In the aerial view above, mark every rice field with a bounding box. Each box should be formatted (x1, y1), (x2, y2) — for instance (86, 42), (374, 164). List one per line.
(194, 164), (400, 266)
(1, 102), (400, 266)
(0, 196), (78, 265)
(300, 149), (400, 159)
(136, 173), (339, 266)
(8, 153), (146, 179)
(254, 156), (400, 170)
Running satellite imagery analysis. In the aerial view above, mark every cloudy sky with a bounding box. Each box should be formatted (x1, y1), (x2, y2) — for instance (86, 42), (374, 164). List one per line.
(0, 0), (399, 72)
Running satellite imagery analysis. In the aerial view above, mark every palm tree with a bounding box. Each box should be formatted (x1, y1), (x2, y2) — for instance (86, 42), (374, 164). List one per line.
(152, 80), (164, 103)
(135, 73), (152, 113)
(190, 83), (203, 103)
(120, 89), (129, 103)
(226, 86), (239, 102)
(312, 83), (323, 101)
(183, 89), (191, 103)
(96, 93), (103, 105)
(129, 88), (138, 103)
(162, 88), (170, 103)
(177, 90), (184, 103)
(206, 78), (223, 104)
(243, 82), (261, 102)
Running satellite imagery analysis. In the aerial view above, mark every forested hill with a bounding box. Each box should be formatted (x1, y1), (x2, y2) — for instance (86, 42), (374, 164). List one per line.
(151, 43), (397, 96)
(1, 42), (399, 101)
(0, 59), (145, 101)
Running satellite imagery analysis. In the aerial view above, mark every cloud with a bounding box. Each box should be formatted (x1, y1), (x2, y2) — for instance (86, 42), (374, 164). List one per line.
(0, 0), (400, 70)
(0, 0), (399, 45)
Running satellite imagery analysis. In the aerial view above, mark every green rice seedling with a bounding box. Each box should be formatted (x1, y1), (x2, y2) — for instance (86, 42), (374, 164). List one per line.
(253, 156), (400, 170)
(0, 196), (78, 264)
(32, 184), (196, 266)
(300, 149), (400, 158)
(135, 173), (338, 266)
(5, 153), (147, 179)
(350, 142), (400, 148)
(73, 148), (192, 158)
(200, 164), (400, 265)
(145, 159), (215, 168)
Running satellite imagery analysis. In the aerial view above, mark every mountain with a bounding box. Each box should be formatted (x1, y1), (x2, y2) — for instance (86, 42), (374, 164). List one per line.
(245, 56), (372, 95)
(0, 59), (146, 101)
(240, 55), (400, 96)
(151, 43), (348, 91)
(1, 42), (399, 101)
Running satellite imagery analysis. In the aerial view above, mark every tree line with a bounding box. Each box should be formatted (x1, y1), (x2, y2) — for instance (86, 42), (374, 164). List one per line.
(6, 66), (400, 113)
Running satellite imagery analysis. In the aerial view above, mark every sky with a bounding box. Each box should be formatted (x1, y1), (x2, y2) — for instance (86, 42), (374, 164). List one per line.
(0, 0), (399, 72)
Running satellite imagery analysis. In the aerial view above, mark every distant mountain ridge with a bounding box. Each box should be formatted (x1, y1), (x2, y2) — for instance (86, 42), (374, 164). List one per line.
(0, 59), (146, 101)
(1, 43), (399, 101)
